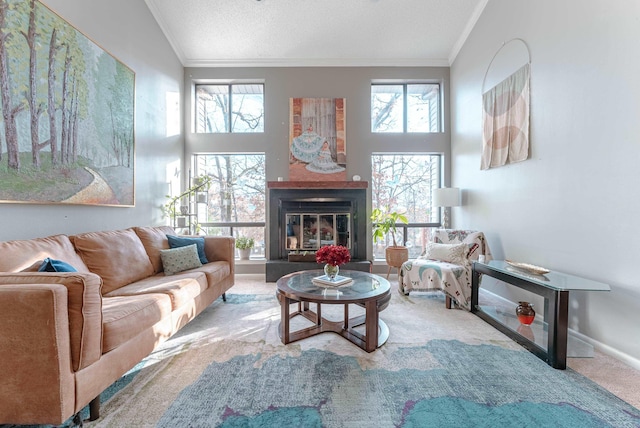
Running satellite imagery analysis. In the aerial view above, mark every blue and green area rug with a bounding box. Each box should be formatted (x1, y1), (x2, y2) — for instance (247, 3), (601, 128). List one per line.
(24, 277), (640, 427)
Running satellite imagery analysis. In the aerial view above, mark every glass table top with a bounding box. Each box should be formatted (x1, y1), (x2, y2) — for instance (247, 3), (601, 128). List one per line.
(477, 260), (610, 292)
(277, 270), (390, 301)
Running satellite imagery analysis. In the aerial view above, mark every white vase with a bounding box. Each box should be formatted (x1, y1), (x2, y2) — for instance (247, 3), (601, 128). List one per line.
(238, 248), (251, 260)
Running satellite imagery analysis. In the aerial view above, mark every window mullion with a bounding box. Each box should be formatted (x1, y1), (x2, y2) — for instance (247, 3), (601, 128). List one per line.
(403, 84), (408, 133)
(228, 85), (233, 133)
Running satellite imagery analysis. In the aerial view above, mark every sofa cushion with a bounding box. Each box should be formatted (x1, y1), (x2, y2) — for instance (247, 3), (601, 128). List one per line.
(432, 229), (490, 262)
(105, 271), (208, 310)
(190, 261), (231, 286)
(0, 234), (89, 273)
(101, 293), (172, 353)
(133, 226), (177, 274)
(167, 235), (208, 264)
(38, 258), (78, 273)
(71, 229), (154, 294)
(422, 242), (469, 265)
(160, 244), (202, 276)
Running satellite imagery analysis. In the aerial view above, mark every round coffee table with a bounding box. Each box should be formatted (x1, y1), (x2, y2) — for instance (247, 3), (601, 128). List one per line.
(276, 270), (391, 352)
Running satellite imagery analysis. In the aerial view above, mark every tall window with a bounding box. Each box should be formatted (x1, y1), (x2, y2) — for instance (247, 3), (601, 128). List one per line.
(195, 84), (264, 133)
(371, 154), (441, 259)
(192, 154), (266, 259)
(371, 83), (440, 133)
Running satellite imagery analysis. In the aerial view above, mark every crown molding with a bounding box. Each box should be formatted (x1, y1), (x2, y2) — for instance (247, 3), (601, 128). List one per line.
(144, 0), (186, 65)
(448, 0), (490, 65)
(182, 57), (450, 68)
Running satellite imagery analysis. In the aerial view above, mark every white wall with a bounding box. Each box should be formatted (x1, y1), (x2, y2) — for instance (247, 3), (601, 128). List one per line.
(0, 0), (183, 241)
(451, 0), (640, 364)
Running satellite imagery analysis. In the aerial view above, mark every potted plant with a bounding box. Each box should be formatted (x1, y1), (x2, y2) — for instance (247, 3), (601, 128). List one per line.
(235, 236), (255, 260)
(162, 174), (212, 232)
(371, 207), (409, 274)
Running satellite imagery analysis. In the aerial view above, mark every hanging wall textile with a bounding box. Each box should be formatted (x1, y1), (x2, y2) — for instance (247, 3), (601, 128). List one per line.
(481, 40), (531, 170)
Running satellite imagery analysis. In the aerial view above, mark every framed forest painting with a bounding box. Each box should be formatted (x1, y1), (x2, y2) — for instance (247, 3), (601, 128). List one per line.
(0, 0), (135, 206)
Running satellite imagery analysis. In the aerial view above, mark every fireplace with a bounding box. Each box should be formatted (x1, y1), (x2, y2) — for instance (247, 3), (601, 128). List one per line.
(265, 181), (371, 282)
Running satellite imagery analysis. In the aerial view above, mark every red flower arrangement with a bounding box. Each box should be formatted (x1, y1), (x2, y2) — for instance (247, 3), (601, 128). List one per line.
(315, 245), (351, 266)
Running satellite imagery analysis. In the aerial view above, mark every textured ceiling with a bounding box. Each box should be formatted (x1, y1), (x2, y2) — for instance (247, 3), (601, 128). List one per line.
(145, 0), (487, 67)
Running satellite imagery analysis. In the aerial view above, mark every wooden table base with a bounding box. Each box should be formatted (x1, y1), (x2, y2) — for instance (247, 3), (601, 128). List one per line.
(278, 299), (389, 352)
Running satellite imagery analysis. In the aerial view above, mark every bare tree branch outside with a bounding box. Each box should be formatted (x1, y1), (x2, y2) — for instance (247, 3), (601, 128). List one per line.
(194, 153), (266, 256)
(371, 154), (440, 258)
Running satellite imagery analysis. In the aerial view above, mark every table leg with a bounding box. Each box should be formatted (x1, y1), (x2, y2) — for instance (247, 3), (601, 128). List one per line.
(548, 290), (569, 369)
(281, 294), (291, 344)
(471, 267), (480, 312)
(316, 302), (322, 325)
(364, 300), (378, 352)
(344, 304), (349, 328)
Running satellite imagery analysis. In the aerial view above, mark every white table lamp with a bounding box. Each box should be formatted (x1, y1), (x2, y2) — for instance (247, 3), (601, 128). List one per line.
(433, 187), (461, 229)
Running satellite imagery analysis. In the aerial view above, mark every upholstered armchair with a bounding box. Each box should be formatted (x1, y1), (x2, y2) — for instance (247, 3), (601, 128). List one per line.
(399, 229), (491, 310)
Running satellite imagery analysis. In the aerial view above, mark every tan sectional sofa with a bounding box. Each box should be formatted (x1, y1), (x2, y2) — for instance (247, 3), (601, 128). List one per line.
(0, 226), (235, 425)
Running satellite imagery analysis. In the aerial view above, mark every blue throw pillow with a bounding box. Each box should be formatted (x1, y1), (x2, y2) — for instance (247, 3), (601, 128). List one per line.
(166, 235), (208, 264)
(38, 258), (78, 273)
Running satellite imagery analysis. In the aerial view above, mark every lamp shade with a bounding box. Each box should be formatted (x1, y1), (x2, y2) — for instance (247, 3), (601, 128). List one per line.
(433, 187), (461, 207)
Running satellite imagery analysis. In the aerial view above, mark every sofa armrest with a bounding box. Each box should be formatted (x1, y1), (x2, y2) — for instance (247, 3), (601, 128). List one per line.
(0, 283), (76, 423)
(463, 232), (492, 261)
(202, 236), (235, 262)
(0, 272), (103, 372)
(202, 236), (235, 278)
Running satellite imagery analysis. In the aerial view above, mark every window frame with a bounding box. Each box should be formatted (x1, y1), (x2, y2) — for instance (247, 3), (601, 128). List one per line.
(370, 82), (441, 133)
(194, 83), (265, 134)
(370, 152), (443, 260)
(191, 153), (267, 259)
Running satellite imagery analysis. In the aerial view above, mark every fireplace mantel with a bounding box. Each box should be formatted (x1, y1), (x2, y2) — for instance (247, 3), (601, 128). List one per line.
(267, 181), (368, 189)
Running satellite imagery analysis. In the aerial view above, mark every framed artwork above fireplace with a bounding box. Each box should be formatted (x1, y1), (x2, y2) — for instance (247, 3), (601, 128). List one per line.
(289, 98), (346, 182)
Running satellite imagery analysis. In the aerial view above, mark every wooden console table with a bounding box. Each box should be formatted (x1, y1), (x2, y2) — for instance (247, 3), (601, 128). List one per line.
(471, 260), (610, 369)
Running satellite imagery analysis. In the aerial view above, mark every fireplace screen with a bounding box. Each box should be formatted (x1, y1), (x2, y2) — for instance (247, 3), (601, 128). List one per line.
(285, 213), (350, 251)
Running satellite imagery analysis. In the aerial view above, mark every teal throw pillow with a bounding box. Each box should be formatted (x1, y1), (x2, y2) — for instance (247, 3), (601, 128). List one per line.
(167, 235), (208, 264)
(38, 257), (78, 273)
(160, 244), (202, 276)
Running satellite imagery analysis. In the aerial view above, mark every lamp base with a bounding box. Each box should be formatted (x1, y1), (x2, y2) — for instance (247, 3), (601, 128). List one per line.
(440, 208), (450, 229)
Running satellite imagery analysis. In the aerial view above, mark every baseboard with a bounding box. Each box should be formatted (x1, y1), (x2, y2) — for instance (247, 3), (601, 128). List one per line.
(235, 260), (266, 275)
(569, 329), (640, 371)
(481, 289), (640, 371)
